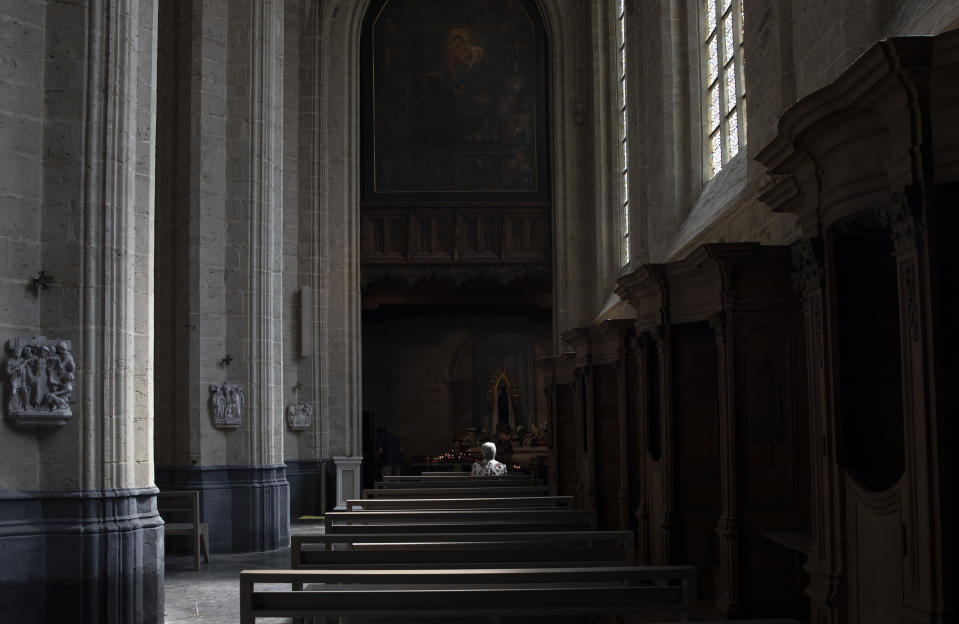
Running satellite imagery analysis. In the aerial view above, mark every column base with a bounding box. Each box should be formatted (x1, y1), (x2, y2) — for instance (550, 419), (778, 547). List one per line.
(155, 464), (289, 552)
(0, 487), (164, 624)
(285, 459), (335, 518)
(333, 456), (363, 510)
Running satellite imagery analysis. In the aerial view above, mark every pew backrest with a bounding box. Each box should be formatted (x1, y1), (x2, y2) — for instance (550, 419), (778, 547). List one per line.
(362, 485), (556, 498)
(325, 508), (596, 532)
(375, 478), (543, 488)
(291, 530), (636, 569)
(346, 495), (573, 510)
(380, 472), (543, 485)
(239, 565), (697, 624)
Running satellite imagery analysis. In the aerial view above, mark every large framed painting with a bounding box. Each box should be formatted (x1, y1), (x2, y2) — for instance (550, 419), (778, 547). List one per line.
(361, 0), (550, 202)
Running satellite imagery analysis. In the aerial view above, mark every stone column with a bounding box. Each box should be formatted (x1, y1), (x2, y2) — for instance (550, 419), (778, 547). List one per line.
(310, 1), (365, 504)
(153, 0), (288, 553)
(0, 1), (163, 622)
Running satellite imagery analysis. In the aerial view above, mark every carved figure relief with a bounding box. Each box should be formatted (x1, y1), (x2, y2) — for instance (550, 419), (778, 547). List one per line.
(209, 382), (243, 429)
(4, 337), (75, 426)
(286, 401), (313, 431)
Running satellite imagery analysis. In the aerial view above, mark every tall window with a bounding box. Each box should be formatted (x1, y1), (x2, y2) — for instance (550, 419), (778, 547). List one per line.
(704, 0), (745, 179)
(618, 0), (630, 264)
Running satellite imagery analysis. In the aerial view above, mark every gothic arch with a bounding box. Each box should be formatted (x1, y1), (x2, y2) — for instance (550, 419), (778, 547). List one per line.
(316, 0), (592, 372)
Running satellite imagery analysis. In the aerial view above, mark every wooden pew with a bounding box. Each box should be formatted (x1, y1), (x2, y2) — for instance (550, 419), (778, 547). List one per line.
(239, 565), (698, 624)
(375, 478), (544, 488)
(157, 490), (210, 570)
(382, 474), (541, 482)
(362, 485), (556, 498)
(346, 495), (573, 510)
(291, 531), (636, 570)
(324, 509), (597, 533)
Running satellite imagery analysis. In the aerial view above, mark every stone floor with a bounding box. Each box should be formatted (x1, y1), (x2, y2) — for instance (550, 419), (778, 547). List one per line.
(163, 521), (324, 624)
(162, 521), (740, 624)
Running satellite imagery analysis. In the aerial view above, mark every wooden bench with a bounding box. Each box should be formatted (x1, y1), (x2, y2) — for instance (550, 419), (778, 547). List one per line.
(239, 565), (698, 624)
(325, 508), (597, 533)
(157, 490), (210, 570)
(382, 474), (542, 482)
(291, 531), (636, 570)
(375, 478), (544, 488)
(362, 485), (556, 498)
(346, 495), (573, 510)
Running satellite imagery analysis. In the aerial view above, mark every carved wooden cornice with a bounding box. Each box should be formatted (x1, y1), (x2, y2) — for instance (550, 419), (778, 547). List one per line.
(756, 33), (959, 229)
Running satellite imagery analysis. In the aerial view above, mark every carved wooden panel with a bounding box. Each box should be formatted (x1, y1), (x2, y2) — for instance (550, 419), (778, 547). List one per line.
(593, 364), (621, 530)
(555, 384), (577, 498)
(845, 477), (902, 624)
(504, 209), (548, 260)
(739, 320), (803, 510)
(361, 205), (550, 268)
(458, 211), (500, 259)
(409, 211), (454, 260)
(362, 211), (407, 260)
(648, 462), (667, 563)
(673, 322), (722, 600)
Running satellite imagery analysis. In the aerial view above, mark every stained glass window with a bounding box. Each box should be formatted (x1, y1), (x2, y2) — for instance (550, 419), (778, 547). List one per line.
(703, 0), (746, 179)
(618, 0), (630, 264)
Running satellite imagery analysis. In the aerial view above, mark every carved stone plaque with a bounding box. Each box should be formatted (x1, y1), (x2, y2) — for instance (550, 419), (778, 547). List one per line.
(286, 401), (313, 431)
(209, 382), (243, 429)
(4, 337), (75, 426)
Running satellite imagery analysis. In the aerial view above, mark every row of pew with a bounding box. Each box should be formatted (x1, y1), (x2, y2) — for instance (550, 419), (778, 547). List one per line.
(240, 472), (801, 622)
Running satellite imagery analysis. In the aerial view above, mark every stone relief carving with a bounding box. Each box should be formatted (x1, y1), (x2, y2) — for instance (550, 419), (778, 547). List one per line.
(4, 337), (75, 426)
(286, 401), (313, 431)
(209, 382), (243, 429)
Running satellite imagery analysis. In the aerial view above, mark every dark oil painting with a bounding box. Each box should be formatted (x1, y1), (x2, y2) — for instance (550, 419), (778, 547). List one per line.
(364, 0), (546, 199)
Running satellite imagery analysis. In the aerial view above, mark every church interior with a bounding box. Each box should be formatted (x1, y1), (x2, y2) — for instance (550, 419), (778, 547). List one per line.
(0, 0), (956, 622)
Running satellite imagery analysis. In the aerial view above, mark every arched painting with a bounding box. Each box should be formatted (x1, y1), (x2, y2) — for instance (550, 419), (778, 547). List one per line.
(361, 0), (549, 201)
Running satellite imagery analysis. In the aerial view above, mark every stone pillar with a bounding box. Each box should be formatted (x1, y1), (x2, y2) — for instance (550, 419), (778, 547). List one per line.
(334, 456), (363, 510)
(0, 1), (163, 622)
(306, 0), (364, 498)
(153, 0), (288, 553)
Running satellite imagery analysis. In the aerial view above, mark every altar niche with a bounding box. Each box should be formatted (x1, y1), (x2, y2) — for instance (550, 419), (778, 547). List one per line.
(488, 368), (521, 432)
